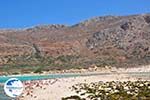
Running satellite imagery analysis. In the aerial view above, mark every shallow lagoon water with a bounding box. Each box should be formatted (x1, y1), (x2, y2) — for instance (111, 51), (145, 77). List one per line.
(0, 72), (109, 83)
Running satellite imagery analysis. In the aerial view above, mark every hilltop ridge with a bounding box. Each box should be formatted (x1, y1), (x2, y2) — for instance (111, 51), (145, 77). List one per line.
(0, 14), (150, 74)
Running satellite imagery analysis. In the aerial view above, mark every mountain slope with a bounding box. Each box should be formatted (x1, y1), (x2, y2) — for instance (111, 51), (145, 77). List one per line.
(0, 14), (150, 74)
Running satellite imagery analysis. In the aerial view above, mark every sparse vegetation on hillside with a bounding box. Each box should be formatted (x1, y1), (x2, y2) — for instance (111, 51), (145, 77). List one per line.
(0, 14), (150, 74)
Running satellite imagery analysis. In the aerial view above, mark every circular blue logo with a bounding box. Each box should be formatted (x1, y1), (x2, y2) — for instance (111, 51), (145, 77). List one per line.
(4, 78), (24, 98)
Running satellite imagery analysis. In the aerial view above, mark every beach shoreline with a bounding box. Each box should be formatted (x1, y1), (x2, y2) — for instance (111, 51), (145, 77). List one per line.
(0, 65), (150, 100)
(20, 74), (149, 100)
(19, 70), (150, 100)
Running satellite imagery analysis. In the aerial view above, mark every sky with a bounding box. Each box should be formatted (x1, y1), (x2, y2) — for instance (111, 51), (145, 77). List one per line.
(0, 0), (150, 29)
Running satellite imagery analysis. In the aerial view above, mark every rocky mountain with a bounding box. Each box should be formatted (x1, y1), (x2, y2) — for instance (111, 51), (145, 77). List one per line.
(0, 14), (150, 73)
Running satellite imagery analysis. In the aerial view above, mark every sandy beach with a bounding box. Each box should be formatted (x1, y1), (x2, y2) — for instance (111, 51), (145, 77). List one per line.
(19, 72), (148, 100)
(0, 66), (150, 100)
(0, 65), (147, 100)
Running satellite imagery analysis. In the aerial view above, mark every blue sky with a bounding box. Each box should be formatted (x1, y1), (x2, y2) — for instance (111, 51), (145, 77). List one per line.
(0, 0), (150, 28)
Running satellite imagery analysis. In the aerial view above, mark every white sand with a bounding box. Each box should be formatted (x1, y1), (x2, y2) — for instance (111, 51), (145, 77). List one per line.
(19, 73), (142, 100)
(18, 65), (150, 100)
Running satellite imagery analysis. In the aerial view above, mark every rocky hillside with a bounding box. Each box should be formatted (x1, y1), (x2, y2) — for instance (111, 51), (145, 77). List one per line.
(0, 14), (150, 73)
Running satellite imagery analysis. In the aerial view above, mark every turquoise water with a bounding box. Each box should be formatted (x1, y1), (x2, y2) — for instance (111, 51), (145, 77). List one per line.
(0, 72), (149, 83)
(0, 72), (150, 100)
(0, 74), (79, 83)
(0, 72), (107, 83)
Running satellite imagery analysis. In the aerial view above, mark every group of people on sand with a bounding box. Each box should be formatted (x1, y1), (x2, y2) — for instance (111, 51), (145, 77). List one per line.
(20, 79), (58, 99)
